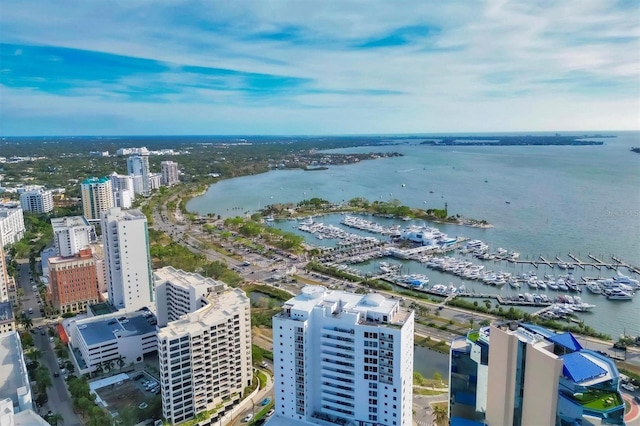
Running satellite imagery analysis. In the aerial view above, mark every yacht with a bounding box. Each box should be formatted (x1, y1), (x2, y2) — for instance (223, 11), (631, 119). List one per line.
(509, 280), (520, 289)
(547, 281), (559, 291)
(605, 289), (634, 300)
(585, 281), (602, 294)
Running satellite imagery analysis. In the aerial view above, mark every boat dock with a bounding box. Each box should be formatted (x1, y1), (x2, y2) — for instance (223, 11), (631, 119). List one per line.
(567, 253), (586, 270)
(612, 255), (640, 275)
(506, 254), (636, 271)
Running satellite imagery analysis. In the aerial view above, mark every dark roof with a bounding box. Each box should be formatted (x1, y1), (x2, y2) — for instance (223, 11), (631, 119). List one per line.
(561, 352), (607, 383)
(549, 332), (583, 352)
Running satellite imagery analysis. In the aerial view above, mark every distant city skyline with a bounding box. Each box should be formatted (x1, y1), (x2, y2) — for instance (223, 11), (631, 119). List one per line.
(1, 1), (639, 136)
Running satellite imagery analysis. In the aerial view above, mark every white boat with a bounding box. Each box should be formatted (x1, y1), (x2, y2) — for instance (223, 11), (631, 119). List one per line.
(586, 282), (602, 294)
(509, 281), (520, 289)
(606, 289), (634, 300)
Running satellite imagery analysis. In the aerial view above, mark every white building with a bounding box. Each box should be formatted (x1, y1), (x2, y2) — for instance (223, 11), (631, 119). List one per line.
(0, 397), (49, 425)
(155, 267), (253, 426)
(161, 161), (180, 186)
(117, 147), (149, 156)
(272, 286), (414, 426)
(67, 310), (157, 375)
(81, 177), (114, 222)
(102, 208), (153, 312)
(0, 206), (25, 248)
(0, 246), (10, 302)
(19, 189), (53, 214)
(149, 173), (162, 192)
(126, 155), (150, 196)
(109, 173), (135, 207)
(51, 216), (94, 258)
(0, 332), (33, 414)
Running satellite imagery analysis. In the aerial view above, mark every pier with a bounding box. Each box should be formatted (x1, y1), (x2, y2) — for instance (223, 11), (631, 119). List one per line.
(539, 256), (553, 268)
(567, 253), (586, 270)
(612, 255), (640, 275)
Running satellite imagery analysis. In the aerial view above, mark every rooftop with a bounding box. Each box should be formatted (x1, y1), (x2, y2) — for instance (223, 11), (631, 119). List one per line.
(75, 312), (156, 346)
(0, 332), (28, 405)
(154, 266), (226, 292)
(51, 215), (90, 231)
(285, 285), (401, 317)
(88, 302), (117, 317)
(0, 302), (14, 323)
(82, 177), (110, 185)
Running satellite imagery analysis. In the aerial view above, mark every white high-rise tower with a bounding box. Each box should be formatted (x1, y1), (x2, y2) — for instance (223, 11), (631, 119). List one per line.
(273, 286), (414, 426)
(102, 207), (152, 311)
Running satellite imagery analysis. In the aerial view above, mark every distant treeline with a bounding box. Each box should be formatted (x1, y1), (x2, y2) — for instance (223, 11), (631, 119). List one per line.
(419, 135), (608, 146)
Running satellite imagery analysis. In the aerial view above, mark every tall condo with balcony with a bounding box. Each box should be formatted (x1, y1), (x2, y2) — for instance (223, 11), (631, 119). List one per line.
(161, 161), (179, 186)
(273, 286), (414, 426)
(102, 207), (152, 312)
(81, 177), (114, 221)
(126, 154), (150, 196)
(155, 267), (253, 425)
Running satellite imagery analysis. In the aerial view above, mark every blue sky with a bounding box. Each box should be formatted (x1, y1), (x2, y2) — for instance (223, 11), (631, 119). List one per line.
(0, 0), (638, 135)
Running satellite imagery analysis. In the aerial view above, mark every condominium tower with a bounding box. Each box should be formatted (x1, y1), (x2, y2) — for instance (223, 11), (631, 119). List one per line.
(19, 189), (54, 213)
(449, 322), (626, 425)
(102, 207), (153, 312)
(110, 172), (136, 208)
(155, 267), (252, 425)
(161, 161), (179, 186)
(81, 177), (114, 221)
(272, 286), (414, 426)
(51, 216), (94, 258)
(127, 154), (150, 195)
(0, 205), (25, 247)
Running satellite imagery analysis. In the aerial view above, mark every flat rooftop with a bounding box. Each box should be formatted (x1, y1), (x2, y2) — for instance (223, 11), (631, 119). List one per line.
(51, 215), (90, 230)
(88, 302), (117, 317)
(0, 332), (28, 404)
(0, 302), (14, 323)
(77, 312), (156, 346)
(154, 266), (226, 292)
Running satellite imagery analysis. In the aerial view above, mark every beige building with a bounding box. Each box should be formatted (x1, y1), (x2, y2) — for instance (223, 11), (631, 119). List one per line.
(81, 177), (114, 221)
(155, 267), (253, 425)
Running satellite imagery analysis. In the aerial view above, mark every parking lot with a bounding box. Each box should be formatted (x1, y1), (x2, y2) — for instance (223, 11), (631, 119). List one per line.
(93, 373), (158, 422)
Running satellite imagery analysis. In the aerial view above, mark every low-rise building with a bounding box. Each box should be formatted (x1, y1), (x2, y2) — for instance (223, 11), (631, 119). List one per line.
(67, 310), (157, 375)
(0, 302), (16, 334)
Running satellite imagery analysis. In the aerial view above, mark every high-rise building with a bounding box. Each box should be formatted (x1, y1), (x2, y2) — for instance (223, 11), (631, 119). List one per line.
(19, 189), (54, 213)
(48, 247), (101, 313)
(272, 286), (414, 426)
(149, 173), (162, 191)
(81, 177), (114, 221)
(126, 154), (150, 195)
(0, 245), (10, 302)
(161, 161), (179, 186)
(0, 205), (25, 247)
(110, 172), (136, 207)
(449, 322), (626, 426)
(102, 207), (152, 312)
(155, 266), (253, 426)
(51, 216), (94, 258)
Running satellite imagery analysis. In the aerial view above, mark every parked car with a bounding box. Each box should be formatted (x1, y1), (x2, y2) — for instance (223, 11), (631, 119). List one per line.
(260, 361), (268, 368)
(266, 409), (275, 417)
(622, 383), (637, 392)
(242, 414), (253, 423)
(261, 397), (271, 406)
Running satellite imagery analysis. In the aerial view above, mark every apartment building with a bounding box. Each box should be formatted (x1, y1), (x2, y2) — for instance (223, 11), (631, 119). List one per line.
(0, 245), (10, 302)
(48, 247), (101, 313)
(102, 208), (153, 312)
(81, 177), (114, 221)
(155, 267), (252, 426)
(449, 322), (626, 426)
(161, 161), (179, 186)
(19, 189), (54, 213)
(0, 205), (25, 247)
(51, 216), (94, 258)
(126, 155), (150, 195)
(109, 172), (136, 208)
(272, 286), (414, 426)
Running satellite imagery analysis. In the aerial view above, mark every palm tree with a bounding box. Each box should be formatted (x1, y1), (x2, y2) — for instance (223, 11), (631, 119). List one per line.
(20, 315), (33, 331)
(34, 366), (52, 394)
(26, 349), (41, 364)
(46, 412), (64, 426)
(102, 359), (114, 374)
(116, 355), (125, 372)
(432, 404), (448, 426)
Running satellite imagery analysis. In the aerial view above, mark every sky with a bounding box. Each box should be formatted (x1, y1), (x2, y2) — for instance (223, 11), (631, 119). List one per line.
(1, 0), (639, 136)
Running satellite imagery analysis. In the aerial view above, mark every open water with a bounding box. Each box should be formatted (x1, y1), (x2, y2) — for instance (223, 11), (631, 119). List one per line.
(188, 132), (640, 340)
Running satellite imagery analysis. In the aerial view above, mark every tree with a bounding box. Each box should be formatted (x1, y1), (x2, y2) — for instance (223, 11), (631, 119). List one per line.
(20, 315), (33, 331)
(117, 406), (138, 426)
(46, 413), (64, 426)
(34, 366), (52, 394)
(432, 404), (448, 426)
(102, 359), (114, 374)
(74, 396), (93, 417)
(116, 355), (125, 371)
(26, 349), (41, 364)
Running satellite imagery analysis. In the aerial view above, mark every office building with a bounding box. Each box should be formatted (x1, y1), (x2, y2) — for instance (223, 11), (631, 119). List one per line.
(0, 206), (25, 247)
(81, 177), (114, 221)
(102, 207), (153, 312)
(110, 172), (136, 208)
(0, 331), (33, 413)
(126, 154), (150, 195)
(161, 161), (179, 186)
(51, 216), (94, 258)
(272, 286), (414, 426)
(19, 189), (53, 214)
(449, 322), (626, 426)
(48, 247), (101, 313)
(155, 267), (252, 426)
(67, 310), (157, 375)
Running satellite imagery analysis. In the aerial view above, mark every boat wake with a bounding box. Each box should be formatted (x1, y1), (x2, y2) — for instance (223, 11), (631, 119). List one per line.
(396, 168), (415, 173)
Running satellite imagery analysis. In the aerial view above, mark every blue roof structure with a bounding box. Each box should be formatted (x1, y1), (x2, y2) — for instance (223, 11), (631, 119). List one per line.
(561, 352), (607, 383)
(520, 323), (556, 339)
(550, 332), (583, 352)
(451, 417), (486, 426)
